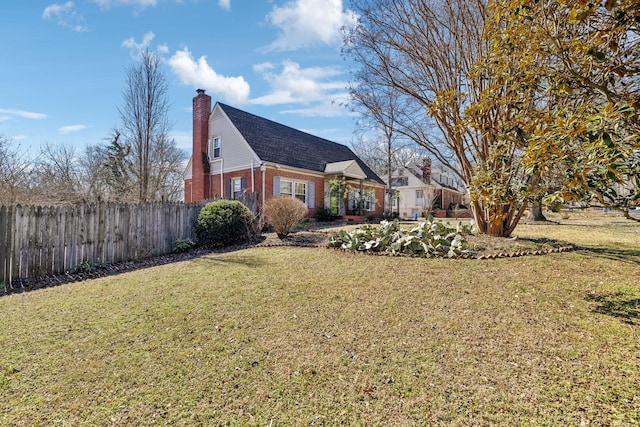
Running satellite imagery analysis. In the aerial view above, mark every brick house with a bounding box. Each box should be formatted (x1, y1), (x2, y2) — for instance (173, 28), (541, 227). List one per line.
(184, 89), (385, 217)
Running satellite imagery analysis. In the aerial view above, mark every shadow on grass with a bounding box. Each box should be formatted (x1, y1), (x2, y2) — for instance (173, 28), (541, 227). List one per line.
(585, 292), (640, 325)
(519, 236), (567, 245)
(575, 246), (640, 266)
(196, 254), (266, 268)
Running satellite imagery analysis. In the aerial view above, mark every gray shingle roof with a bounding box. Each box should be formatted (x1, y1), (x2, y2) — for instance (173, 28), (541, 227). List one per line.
(218, 103), (385, 185)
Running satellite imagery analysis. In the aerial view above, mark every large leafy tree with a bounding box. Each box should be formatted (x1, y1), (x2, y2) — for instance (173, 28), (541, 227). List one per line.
(479, 0), (640, 220)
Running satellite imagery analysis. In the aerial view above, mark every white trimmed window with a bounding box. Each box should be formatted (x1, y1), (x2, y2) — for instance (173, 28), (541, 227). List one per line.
(233, 178), (243, 199)
(348, 189), (374, 211)
(416, 190), (424, 207)
(294, 182), (306, 203)
(279, 180), (293, 198)
(279, 179), (307, 203)
(208, 136), (221, 159)
(273, 176), (314, 208)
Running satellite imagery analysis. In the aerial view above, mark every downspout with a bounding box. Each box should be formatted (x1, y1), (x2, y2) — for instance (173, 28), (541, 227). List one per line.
(220, 158), (224, 198)
(260, 163), (266, 209)
(251, 159), (255, 192)
(359, 179), (364, 215)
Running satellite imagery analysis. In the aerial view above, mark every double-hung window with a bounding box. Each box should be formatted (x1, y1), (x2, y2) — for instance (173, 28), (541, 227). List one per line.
(274, 176), (314, 208)
(233, 178), (243, 199)
(348, 189), (374, 212)
(279, 179), (307, 204)
(225, 176), (246, 199)
(416, 190), (424, 207)
(208, 136), (221, 159)
(279, 180), (293, 197)
(294, 182), (306, 203)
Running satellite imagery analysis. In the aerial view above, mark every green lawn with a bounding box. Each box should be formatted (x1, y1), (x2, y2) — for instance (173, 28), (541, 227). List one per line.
(1, 213), (639, 425)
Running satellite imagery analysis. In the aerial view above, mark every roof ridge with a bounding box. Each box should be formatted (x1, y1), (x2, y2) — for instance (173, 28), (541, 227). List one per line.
(217, 102), (346, 149)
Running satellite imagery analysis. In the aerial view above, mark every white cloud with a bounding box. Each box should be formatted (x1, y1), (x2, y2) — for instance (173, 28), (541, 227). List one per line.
(122, 31), (156, 54)
(253, 62), (275, 74)
(167, 48), (250, 105)
(89, 0), (158, 11)
(157, 43), (169, 54)
(42, 1), (88, 32)
(0, 109), (48, 120)
(264, 0), (357, 51)
(251, 60), (345, 106)
(170, 131), (192, 150)
(58, 125), (86, 134)
(280, 96), (356, 118)
(122, 32), (170, 59)
(218, 0), (231, 11)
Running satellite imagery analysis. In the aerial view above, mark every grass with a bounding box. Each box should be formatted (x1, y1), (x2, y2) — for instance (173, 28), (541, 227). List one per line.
(1, 212), (639, 425)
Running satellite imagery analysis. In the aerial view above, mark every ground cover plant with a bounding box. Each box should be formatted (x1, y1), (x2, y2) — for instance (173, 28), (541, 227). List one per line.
(328, 218), (471, 257)
(0, 212), (639, 425)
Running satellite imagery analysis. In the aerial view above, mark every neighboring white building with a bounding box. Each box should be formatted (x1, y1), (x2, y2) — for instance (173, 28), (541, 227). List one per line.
(389, 158), (467, 218)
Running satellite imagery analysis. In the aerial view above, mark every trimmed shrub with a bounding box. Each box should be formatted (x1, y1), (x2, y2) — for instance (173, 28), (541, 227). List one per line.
(194, 200), (256, 247)
(265, 196), (309, 239)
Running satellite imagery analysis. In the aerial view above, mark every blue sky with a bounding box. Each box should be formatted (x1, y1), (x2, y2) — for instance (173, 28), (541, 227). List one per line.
(0, 0), (361, 155)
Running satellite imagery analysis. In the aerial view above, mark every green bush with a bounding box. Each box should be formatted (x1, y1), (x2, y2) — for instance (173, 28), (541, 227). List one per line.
(173, 238), (195, 253)
(194, 200), (257, 247)
(265, 196), (308, 239)
(315, 206), (334, 222)
(328, 218), (472, 258)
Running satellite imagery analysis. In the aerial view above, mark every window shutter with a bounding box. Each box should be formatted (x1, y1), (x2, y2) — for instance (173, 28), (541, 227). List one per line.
(240, 176), (247, 191)
(307, 181), (315, 208)
(273, 176), (280, 196)
(225, 178), (231, 199)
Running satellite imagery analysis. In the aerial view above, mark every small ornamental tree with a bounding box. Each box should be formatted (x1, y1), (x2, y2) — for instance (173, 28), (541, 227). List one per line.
(194, 200), (256, 247)
(265, 196), (309, 239)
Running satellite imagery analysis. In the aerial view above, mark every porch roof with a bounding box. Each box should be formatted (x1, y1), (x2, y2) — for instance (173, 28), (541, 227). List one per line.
(324, 160), (367, 180)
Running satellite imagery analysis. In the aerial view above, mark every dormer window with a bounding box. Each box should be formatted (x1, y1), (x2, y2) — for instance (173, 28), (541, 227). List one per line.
(208, 136), (221, 159)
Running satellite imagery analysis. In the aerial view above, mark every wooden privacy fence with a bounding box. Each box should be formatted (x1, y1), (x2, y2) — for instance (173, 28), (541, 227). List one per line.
(0, 201), (211, 287)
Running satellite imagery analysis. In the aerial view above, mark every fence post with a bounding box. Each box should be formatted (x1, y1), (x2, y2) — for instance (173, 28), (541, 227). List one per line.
(0, 205), (13, 286)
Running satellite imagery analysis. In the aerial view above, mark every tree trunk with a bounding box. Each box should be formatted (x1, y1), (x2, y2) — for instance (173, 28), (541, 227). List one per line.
(530, 200), (547, 221)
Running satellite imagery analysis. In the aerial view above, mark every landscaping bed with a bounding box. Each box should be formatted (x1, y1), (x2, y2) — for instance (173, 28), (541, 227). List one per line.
(1, 224), (576, 296)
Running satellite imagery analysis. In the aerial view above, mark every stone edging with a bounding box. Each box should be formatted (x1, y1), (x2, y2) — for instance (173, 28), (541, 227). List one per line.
(249, 241), (576, 260)
(474, 244), (575, 260)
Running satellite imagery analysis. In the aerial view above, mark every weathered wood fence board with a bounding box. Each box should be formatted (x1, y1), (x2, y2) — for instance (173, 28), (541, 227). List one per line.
(0, 200), (216, 287)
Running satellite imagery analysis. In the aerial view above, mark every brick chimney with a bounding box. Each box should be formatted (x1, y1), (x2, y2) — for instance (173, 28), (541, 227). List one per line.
(190, 89), (211, 202)
(421, 157), (432, 184)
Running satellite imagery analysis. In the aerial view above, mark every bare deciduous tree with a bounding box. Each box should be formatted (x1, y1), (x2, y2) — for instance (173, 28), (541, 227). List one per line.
(32, 142), (83, 205)
(349, 75), (429, 212)
(117, 50), (184, 202)
(345, 0), (539, 236)
(0, 135), (34, 206)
